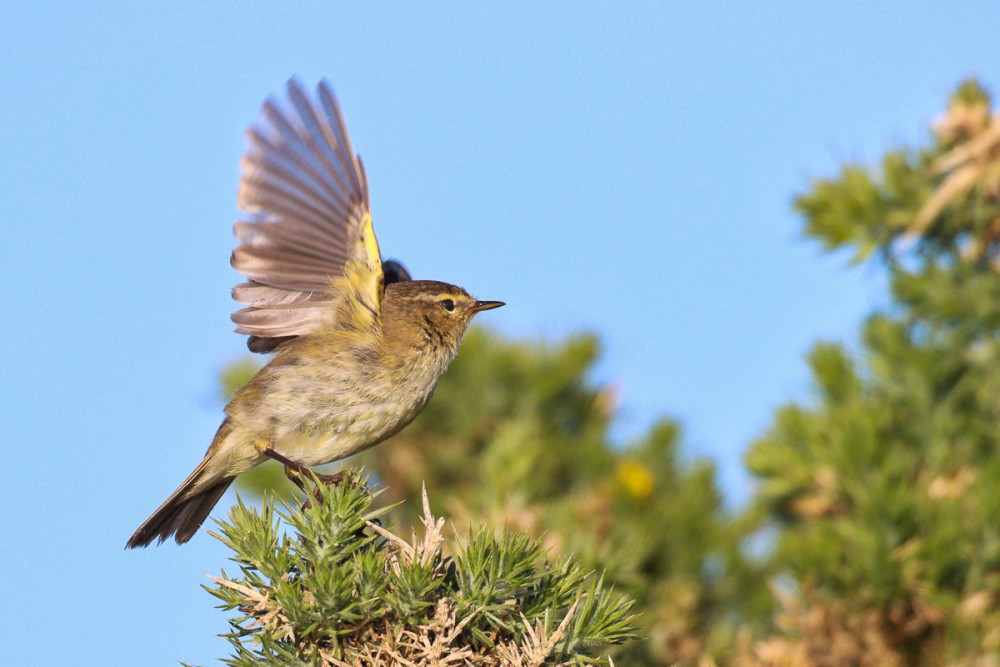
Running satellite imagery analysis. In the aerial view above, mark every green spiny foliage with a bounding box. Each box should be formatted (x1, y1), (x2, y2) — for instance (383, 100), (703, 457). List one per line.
(741, 79), (1000, 665)
(199, 474), (637, 666)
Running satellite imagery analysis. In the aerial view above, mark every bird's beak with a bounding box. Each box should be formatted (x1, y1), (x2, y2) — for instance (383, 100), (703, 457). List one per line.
(471, 300), (505, 313)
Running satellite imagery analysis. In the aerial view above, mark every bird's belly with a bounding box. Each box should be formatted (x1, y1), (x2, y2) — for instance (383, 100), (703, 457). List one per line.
(275, 432), (367, 467)
(270, 394), (427, 467)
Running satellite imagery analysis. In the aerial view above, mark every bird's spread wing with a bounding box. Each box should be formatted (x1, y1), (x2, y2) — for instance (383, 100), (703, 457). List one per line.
(231, 79), (384, 352)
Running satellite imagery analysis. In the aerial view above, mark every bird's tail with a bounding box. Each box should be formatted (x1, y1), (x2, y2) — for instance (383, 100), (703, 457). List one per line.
(126, 422), (236, 548)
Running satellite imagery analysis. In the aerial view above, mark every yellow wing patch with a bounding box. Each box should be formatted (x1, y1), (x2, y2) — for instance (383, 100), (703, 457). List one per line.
(360, 214), (381, 272)
(328, 213), (385, 333)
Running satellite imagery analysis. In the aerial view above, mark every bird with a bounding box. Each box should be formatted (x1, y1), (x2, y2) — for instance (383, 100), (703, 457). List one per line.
(126, 79), (503, 548)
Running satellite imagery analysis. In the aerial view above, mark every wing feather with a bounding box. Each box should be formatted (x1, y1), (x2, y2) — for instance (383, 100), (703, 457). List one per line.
(230, 78), (383, 350)
(233, 221), (348, 265)
(232, 305), (329, 336)
(243, 125), (355, 222)
(231, 282), (326, 308)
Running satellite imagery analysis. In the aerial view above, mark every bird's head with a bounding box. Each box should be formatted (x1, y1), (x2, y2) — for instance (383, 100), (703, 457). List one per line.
(381, 280), (503, 356)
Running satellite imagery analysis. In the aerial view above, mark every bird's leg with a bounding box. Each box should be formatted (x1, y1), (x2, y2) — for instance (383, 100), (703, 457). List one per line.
(258, 446), (347, 509)
(254, 444), (369, 538)
(284, 466), (308, 494)
(258, 446), (345, 485)
(257, 446), (306, 487)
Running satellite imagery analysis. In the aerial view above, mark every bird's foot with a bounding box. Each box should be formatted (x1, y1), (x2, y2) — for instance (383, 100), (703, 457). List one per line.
(296, 470), (350, 510)
(311, 470), (347, 486)
(260, 447), (348, 507)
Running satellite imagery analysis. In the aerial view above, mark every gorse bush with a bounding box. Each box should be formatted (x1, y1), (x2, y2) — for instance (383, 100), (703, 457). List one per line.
(740, 80), (1000, 665)
(199, 475), (637, 666)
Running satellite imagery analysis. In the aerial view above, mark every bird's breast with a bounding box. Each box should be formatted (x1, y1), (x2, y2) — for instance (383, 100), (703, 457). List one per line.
(242, 346), (453, 467)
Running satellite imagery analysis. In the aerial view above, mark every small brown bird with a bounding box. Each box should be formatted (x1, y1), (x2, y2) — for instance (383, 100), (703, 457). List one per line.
(126, 79), (503, 548)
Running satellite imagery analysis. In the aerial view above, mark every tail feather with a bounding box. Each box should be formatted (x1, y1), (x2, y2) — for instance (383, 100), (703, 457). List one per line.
(126, 458), (233, 549)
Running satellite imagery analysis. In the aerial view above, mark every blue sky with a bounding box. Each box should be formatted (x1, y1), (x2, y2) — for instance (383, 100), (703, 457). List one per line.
(4, 2), (1000, 664)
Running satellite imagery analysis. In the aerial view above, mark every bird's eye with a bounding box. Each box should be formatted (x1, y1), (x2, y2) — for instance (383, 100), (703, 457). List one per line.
(440, 299), (455, 312)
